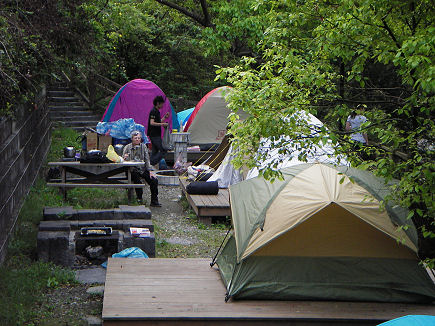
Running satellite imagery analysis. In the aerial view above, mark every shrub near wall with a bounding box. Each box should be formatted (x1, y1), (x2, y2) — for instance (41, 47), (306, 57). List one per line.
(0, 86), (52, 264)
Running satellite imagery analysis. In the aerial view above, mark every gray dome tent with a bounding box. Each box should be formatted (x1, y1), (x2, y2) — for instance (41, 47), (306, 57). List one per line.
(216, 163), (435, 303)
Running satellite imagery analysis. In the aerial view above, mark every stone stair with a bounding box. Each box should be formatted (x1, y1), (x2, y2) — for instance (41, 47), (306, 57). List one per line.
(48, 85), (101, 132)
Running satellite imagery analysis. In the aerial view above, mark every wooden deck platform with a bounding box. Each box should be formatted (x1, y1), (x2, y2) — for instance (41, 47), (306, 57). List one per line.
(102, 258), (435, 326)
(179, 177), (231, 224)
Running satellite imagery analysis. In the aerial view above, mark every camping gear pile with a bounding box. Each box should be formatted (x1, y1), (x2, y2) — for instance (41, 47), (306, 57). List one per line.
(97, 118), (146, 141)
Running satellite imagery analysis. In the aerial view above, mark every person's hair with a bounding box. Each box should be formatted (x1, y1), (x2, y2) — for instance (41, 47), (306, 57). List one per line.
(350, 104), (365, 119)
(153, 96), (165, 106)
(131, 130), (142, 139)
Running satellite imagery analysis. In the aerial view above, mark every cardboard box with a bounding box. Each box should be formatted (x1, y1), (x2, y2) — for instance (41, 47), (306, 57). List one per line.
(86, 132), (98, 150)
(98, 135), (112, 152)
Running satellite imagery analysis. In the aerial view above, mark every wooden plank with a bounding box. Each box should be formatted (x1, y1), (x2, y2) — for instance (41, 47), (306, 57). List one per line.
(48, 161), (145, 167)
(47, 183), (145, 188)
(198, 194), (214, 207)
(179, 176), (231, 218)
(102, 258), (435, 326)
(198, 207), (231, 217)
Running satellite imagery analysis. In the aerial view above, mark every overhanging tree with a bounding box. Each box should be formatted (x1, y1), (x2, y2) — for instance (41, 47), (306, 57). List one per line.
(201, 0), (434, 265)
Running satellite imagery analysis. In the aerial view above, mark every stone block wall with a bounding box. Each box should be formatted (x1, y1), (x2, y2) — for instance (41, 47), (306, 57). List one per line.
(0, 86), (52, 264)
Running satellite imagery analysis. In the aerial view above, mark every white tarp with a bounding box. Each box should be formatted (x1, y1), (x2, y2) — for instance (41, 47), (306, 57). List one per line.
(246, 111), (348, 179)
(207, 144), (244, 188)
(208, 110), (348, 187)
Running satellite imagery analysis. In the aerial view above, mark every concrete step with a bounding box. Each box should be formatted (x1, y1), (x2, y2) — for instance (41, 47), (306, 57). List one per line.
(49, 110), (95, 116)
(47, 85), (100, 131)
(47, 90), (75, 97)
(57, 120), (100, 127)
(49, 96), (81, 103)
(50, 115), (101, 122)
(49, 105), (88, 110)
(50, 110), (101, 120)
(48, 85), (69, 91)
(72, 126), (98, 132)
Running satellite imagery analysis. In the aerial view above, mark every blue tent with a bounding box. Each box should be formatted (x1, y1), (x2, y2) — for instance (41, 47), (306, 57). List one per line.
(378, 315), (435, 326)
(176, 107), (194, 130)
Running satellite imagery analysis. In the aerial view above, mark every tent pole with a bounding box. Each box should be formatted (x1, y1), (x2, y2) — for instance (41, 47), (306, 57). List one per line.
(210, 226), (232, 267)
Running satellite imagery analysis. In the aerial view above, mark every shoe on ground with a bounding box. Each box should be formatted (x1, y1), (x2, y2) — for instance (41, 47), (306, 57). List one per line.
(150, 201), (162, 207)
(137, 198), (143, 204)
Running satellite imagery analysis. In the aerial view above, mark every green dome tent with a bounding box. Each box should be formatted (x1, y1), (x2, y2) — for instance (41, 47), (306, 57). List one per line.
(216, 163), (435, 303)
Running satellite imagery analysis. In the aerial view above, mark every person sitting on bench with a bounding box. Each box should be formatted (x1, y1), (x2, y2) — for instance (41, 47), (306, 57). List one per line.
(123, 131), (161, 207)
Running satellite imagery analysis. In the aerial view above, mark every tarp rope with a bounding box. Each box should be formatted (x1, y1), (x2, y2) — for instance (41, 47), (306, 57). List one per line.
(194, 141), (231, 182)
(179, 141), (230, 180)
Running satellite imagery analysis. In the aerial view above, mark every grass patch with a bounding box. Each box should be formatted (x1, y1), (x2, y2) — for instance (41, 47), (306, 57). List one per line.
(0, 260), (77, 325)
(0, 127), (116, 325)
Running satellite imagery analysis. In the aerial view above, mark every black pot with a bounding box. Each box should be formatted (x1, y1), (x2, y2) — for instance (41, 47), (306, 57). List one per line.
(114, 144), (124, 156)
(64, 146), (76, 158)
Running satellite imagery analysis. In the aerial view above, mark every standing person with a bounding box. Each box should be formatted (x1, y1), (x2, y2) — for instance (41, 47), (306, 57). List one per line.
(148, 95), (170, 167)
(123, 131), (161, 207)
(346, 104), (369, 145)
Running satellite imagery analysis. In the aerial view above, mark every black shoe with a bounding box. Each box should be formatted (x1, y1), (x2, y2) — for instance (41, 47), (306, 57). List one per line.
(150, 201), (162, 207)
(137, 198), (143, 204)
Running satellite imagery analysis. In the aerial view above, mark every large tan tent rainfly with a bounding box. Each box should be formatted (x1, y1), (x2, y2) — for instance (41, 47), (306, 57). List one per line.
(216, 163), (435, 302)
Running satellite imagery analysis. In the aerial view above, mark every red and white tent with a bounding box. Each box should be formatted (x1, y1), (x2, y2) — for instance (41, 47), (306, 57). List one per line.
(184, 86), (247, 145)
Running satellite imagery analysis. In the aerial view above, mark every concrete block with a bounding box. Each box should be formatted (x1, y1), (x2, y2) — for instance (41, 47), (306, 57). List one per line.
(37, 231), (51, 262)
(76, 209), (115, 220)
(39, 220), (71, 232)
(119, 205), (151, 219)
(43, 206), (76, 220)
(122, 219), (154, 232)
(122, 232), (155, 258)
(51, 231), (75, 267)
(37, 231), (75, 267)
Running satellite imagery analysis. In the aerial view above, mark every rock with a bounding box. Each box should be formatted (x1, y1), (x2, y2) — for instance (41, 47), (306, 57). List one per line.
(86, 285), (105, 295)
(84, 315), (102, 326)
(86, 245), (103, 258)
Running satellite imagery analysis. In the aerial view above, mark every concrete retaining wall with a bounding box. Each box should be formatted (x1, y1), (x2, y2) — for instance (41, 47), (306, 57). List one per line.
(0, 86), (52, 264)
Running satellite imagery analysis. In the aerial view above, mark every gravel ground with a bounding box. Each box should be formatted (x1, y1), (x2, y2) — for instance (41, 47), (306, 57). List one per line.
(38, 184), (228, 325)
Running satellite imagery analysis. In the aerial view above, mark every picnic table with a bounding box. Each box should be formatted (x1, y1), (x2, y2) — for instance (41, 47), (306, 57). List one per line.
(47, 161), (146, 202)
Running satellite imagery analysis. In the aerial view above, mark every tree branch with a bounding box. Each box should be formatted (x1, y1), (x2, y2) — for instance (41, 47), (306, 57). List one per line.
(155, 0), (214, 27)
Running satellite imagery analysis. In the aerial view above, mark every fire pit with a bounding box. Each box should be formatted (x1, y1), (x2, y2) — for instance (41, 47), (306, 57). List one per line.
(156, 170), (179, 186)
(37, 205), (156, 267)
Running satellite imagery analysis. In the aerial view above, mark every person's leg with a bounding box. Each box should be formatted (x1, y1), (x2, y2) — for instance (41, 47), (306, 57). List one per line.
(149, 137), (160, 165)
(131, 170), (143, 200)
(150, 136), (166, 165)
(142, 170), (159, 205)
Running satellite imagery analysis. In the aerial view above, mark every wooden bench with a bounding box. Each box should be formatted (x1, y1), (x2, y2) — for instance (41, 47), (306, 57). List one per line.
(179, 177), (231, 224)
(47, 161), (146, 203)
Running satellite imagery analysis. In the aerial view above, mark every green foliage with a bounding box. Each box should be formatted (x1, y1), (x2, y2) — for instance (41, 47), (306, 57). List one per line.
(0, 0), (97, 115)
(80, 0), (223, 100)
(210, 0), (434, 266)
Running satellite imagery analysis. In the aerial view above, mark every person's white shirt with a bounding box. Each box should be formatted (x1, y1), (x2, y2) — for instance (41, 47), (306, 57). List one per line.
(346, 115), (367, 144)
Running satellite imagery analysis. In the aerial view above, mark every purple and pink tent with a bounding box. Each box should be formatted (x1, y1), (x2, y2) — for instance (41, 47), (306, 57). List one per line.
(101, 79), (178, 136)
